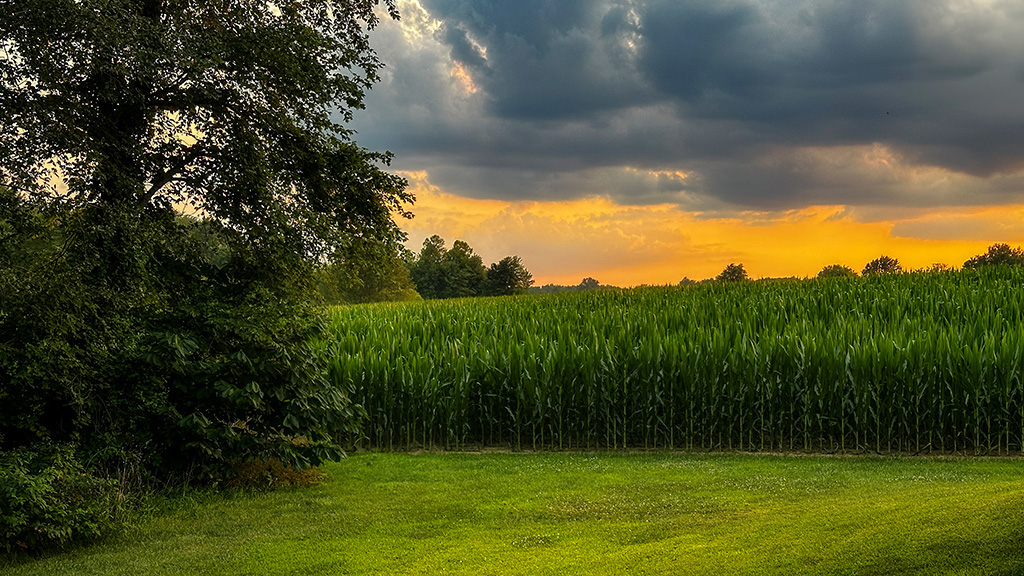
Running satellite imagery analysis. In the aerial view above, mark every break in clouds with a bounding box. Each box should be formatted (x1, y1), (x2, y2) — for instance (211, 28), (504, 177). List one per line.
(348, 0), (1024, 211)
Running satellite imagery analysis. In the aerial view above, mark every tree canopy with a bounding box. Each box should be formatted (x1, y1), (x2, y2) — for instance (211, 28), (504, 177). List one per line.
(485, 256), (534, 296)
(408, 235), (532, 299)
(862, 255), (902, 276)
(716, 263), (748, 282)
(317, 236), (420, 305)
(0, 0), (410, 258)
(444, 240), (487, 298)
(817, 264), (858, 279)
(963, 243), (1024, 269)
(409, 234), (449, 299)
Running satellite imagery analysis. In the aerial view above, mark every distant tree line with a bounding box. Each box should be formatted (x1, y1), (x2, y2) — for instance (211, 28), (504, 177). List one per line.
(316, 234), (534, 303)
(814, 244), (1024, 279)
(530, 276), (620, 294)
(406, 235), (534, 299)
(963, 243), (1024, 269)
(674, 243), (1024, 286)
(318, 241), (1024, 304)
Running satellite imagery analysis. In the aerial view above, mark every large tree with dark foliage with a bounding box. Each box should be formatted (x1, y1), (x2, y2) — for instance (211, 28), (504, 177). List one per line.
(443, 240), (487, 298)
(409, 234), (449, 299)
(0, 0), (409, 245)
(716, 263), (748, 282)
(862, 255), (902, 276)
(816, 264), (858, 279)
(485, 256), (533, 296)
(963, 243), (1024, 269)
(318, 237), (419, 304)
(0, 0), (410, 545)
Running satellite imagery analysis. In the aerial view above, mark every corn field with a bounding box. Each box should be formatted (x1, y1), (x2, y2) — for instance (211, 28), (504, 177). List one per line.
(324, 267), (1024, 453)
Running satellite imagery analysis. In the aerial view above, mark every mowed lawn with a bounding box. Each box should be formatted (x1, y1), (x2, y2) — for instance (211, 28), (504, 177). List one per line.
(6, 452), (1024, 576)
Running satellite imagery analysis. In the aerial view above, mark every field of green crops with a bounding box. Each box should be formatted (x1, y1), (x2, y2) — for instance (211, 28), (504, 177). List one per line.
(324, 267), (1024, 454)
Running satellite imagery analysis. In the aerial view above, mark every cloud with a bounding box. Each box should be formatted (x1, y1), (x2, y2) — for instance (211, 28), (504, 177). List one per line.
(421, 0), (654, 119)
(349, 0), (1024, 211)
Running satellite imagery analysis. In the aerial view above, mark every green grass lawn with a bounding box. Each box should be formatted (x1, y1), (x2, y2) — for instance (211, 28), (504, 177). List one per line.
(5, 452), (1024, 575)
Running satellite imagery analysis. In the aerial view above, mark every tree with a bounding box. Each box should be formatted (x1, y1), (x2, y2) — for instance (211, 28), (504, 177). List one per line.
(409, 235), (448, 299)
(716, 263), (748, 282)
(318, 237), (420, 304)
(410, 236), (532, 299)
(485, 256), (533, 296)
(963, 243), (1024, 269)
(0, 1), (409, 257)
(443, 240), (487, 298)
(0, 0), (410, 494)
(578, 277), (601, 290)
(816, 264), (857, 279)
(862, 255), (902, 276)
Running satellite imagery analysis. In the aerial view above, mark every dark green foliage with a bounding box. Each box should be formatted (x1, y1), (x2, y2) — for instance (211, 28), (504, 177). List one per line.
(442, 240), (487, 298)
(0, 205), (360, 477)
(715, 262), (748, 282)
(484, 256), (533, 296)
(1, 0), (407, 551)
(139, 229), (360, 474)
(963, 243), (1024, 269)
(0, 201), (365, 553)
(816, 263), (857, 278)
(317, 238), (420, 304)
(0, 202), (143, 452)
(0, 0), (410, 255)
(408, 235), (449, 299)
(408, 235), (531, 299)
(0, 446), (121, 553)
(862, 255), (902, 276)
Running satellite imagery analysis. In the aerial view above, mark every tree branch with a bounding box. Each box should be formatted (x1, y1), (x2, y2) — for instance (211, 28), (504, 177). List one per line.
(141, 146), (209, 207)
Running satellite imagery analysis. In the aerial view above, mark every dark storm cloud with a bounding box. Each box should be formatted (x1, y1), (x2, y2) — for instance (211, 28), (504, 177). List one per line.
(420, 0), (654, 119)
(638, 1), (769, 103)
(350, 0), (1024, 209)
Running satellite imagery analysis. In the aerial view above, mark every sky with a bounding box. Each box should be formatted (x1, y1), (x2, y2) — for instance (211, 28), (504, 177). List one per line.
(346, 0), (1024, 286)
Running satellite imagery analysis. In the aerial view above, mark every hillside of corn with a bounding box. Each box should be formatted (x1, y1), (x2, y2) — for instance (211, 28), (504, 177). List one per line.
(325, 267), (1024, 453)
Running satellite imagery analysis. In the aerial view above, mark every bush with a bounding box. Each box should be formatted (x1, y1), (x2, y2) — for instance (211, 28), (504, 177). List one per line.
(1, 199), (358, 486)
(0, 446), (122, 553)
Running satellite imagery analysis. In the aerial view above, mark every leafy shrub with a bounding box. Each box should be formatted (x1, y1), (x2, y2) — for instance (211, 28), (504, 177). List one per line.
(1, 200), (358, 485)
(0, 446), (121, 553)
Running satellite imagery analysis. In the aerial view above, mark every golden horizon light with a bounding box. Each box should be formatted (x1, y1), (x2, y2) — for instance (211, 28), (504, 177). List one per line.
(397, 171), (1024, 287)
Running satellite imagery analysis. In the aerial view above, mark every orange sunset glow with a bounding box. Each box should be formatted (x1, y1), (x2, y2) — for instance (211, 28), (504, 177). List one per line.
(398, 171), (1023, 286)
